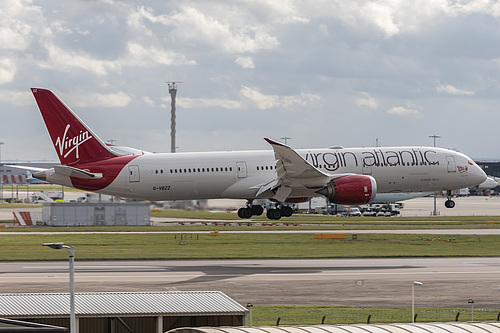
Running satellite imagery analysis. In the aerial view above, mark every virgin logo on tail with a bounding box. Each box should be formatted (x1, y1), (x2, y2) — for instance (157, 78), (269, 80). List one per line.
(55, 124), (93, 159)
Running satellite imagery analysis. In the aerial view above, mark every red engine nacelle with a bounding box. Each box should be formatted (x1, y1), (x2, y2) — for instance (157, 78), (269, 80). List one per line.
(316, 174), (377, 205)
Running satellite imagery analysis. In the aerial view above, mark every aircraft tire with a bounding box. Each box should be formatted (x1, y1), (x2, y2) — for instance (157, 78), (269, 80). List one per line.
(251, 205), (264, 216)
(238, 207), (252, 218)
(445, 199), (455, 208)
(266, 208), (282, 220)
(281, 206), (293, 217)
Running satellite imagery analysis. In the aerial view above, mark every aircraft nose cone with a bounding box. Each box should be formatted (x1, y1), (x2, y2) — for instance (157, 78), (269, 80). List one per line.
(471, 164), (487, 185)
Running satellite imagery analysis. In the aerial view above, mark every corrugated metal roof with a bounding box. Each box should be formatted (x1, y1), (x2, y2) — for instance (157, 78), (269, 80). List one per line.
(168, 323), (500, 333)
(0, 291), (248, 317)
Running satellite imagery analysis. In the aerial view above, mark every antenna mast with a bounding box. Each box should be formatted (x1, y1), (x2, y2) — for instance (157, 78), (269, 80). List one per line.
(166, 81), (181, 153)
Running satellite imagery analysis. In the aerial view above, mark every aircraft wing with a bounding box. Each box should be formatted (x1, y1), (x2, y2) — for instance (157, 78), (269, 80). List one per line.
(265, 138), (329, 180)
(259, 138), (334, 201)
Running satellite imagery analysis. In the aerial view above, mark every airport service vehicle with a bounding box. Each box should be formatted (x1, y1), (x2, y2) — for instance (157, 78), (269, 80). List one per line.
(341, 207), (362, 217)
(30, 88), (487, 220)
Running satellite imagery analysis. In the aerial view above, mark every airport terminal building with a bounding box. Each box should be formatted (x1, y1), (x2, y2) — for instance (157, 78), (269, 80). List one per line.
(477, 160), (500, 178)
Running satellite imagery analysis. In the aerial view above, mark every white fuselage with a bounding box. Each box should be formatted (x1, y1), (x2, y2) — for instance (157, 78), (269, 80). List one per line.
(45, 146), (486, 202)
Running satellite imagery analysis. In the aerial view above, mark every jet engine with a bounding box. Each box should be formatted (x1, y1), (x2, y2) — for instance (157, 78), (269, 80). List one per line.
(316, 174), (377, 205)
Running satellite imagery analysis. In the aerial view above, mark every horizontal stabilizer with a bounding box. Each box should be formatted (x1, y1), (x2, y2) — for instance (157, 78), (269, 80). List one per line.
(54, 165), (102, 179)
(5, 165), (49, 173)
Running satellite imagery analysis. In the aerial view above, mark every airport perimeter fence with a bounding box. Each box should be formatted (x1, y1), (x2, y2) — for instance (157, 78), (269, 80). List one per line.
(252, 308), (500, 326)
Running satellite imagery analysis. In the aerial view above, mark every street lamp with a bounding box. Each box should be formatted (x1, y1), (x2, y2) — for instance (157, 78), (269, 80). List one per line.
(43, 243), (75, 333)
(429, 135), (441, 216)
(468, 299), (474, 321)
(0, 141), (4, 165)
(0, 141), (3, 202)
(246, 303), (253, 327)
(412, 281), (423, 323)
(280, 137), (291, 145)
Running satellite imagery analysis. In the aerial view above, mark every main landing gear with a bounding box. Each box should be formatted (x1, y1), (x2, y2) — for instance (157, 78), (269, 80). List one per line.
(444, 190), (456, 208)
(237, 201), (264, 219)
(266, 204), (293, 220)
(237, 201), (293, 220)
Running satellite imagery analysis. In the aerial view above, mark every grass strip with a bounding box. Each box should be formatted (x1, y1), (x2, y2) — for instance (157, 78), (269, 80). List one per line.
(251, 305), (500, 325)
(0, 233), (498, 261)
(2, 223), (500, 231)
(151, 209), (500, 222)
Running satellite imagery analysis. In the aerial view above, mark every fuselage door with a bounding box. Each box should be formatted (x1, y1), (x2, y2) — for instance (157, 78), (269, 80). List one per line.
(446, 156), (456, 173)
(129, 165), (140, 182)
(236, 161), (247, 178)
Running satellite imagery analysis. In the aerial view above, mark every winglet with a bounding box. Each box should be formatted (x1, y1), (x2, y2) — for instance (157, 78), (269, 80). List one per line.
(263, 137), (331, 203)
(264, 137), (327, 179)
(264, 137), (289, 148)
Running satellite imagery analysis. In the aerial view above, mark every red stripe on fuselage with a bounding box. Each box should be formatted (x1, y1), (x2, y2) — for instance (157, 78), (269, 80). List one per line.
(69, 155), (140, 191)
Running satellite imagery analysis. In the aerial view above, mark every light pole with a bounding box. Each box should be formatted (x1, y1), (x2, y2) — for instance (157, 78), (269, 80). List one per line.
(43, 243), (75, 333)
(0, 141), (4, 165)
(246, 303), (253, 327)
(0, 141), (3, 202)
(412, 281), (423, 323)
(468, 299), (474, 321)
(280, 137), (291, 145)
(429, 135), (441, 216)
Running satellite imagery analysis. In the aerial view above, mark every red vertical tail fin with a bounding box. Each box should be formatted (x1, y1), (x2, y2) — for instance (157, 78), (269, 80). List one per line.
(31, 88), (118, 166)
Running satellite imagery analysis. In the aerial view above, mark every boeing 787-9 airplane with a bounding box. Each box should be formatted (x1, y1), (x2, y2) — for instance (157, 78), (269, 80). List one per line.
(31, 88), (487, 220)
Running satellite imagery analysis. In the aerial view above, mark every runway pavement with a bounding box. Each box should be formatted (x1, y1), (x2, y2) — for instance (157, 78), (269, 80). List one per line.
(1, 258), (500, 309)
(1, 196), (500, 309)
(399, 195), (500, 217)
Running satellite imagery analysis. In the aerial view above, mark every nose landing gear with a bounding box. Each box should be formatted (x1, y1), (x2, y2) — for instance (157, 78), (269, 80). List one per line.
(444, 190), (455, 208)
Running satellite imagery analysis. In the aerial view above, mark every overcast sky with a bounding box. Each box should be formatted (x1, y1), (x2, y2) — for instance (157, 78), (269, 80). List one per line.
(1, 0), (500, 162)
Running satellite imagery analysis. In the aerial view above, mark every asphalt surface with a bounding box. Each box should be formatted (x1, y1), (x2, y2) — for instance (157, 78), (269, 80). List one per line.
(1, 258), (500, 309)
(1, 195), (500, 309)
